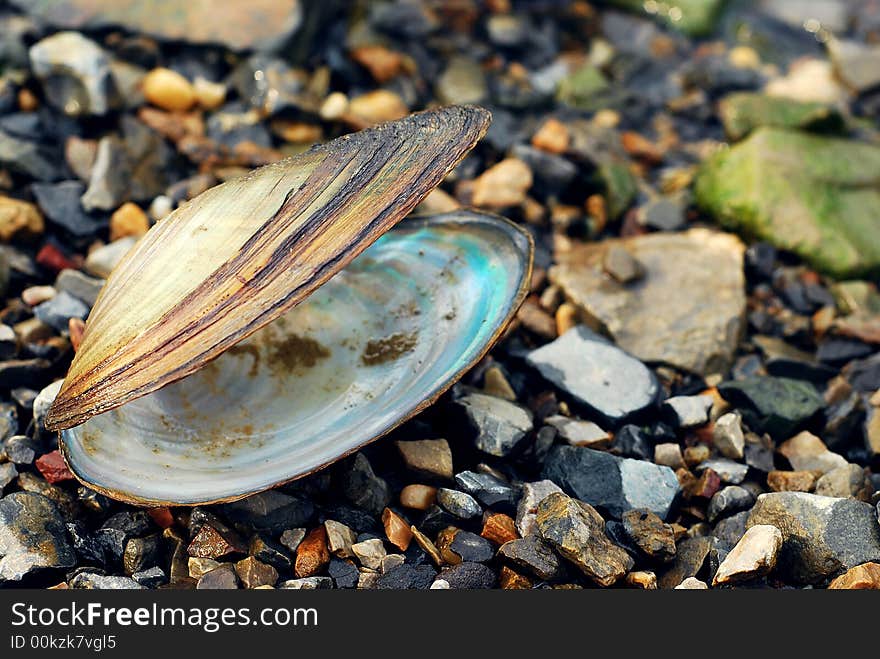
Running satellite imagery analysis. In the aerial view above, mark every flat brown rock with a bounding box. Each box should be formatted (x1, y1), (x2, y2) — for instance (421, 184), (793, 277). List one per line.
(550, 228), (746, 375)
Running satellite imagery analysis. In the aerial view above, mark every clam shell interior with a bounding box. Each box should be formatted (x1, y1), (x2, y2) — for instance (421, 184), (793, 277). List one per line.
(61, 212), (532, 505)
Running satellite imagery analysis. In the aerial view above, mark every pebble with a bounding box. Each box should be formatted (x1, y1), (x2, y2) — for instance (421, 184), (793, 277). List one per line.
(436, 488), (482, 520)
(675, 577), (709, 590)
(767, 470), (817, 493)
(437, 562), (496, 589)
(471, 158), (533, 209)
(294, 527), (330, 578)
(122, 534), (161, 576)
(542, 445), (680, 519)
(351, 538), (386, 571)
(0, 463), (17, 494)
(132, 566), (167, 588)
(70, 573), (144, 590)
(142, 68), (196, 112)
(713, 412), (746, 460)
(188, 557), (220, 579)
(375, 564), (436, 590)
(319, 92), (349, 121)
(328, 557), (359, 588)
(399, 484), (436, 511)
(187, 523), (245, 560)
(34, 449), (75, 484)
(341, 452), (391, 516)
(526, 326), (660, 425)
(707, 486), (756, 523)
(454, 471), (519, 510)
(532, 118), (570, 154)
(499, 565), (534, 589)
(29, 32), (115, 115)
(31, 182), (104, 237)
(748, 492), (880, 583)
(456, 392), (533, 457)
(279, 528), (306, 554)
(610, 424), (653, 460)
(235, 556), (278, 589)
(544, 415), (611, 449)
(778, 431), (847, 475)
(717, 377), (825, 439)
(696, 458), (749, 484)
(713, 524), (782, 586)
(828, 562), (880, 590)
(814, 464), (871, 500)
(395, 438), (453, 480)
(196, 564), (239, 590)
(109, 202), (149, 241)
(497, 535), (565, 582)
(346, 90), (408, 127)
(481, 512), (518, 546)
(654, 443), (686, 470)
(34, 291), (89, 333)
(663, 395), (712, 429)
(516, 480), (563, 537)
(536, 493), (633, 587)
(409, 526), (442, 566)
(55, 269), (104, 307)
(0, 195), (44, 241)
(381, 508), (412, 551)
(324, 520), (357, 558)
(81, 136), (130, 212)
(658, 536), (716, 589)
(446, 530), (495, 564)
(280, 576), (333, 590)
(0, 492), (74, 582)
(621, 509), (677, 563)
(85, 237), (138, 278)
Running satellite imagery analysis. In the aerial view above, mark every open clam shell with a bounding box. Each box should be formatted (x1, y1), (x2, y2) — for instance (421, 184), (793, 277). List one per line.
(46, 105), (491, 431)
(60, 212), (532, 505)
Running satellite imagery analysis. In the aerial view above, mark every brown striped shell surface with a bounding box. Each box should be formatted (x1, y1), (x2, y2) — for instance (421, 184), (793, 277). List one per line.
(46, 105), (491, 431)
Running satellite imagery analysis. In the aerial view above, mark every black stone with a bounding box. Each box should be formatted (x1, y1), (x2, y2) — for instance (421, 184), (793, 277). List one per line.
(449, 531), (495, 563)
(375, 564), (437, 590)
(327, 558), (359, 589)
(610, 425), (653, 460)
(220, 491), (314, 533)
(717, 377), (824, 439)
(438, 562), (497, 589)
(454, 471), (520, 511)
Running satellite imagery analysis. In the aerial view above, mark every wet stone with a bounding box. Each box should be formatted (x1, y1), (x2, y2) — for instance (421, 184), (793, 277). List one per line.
(438, 562), (496, 589)
(396, 438), (454, 481)
(70, 573), (144, 590)
(454, 471), (520, 511)
(456, 393), (533, 457)
(542, 445), (680, 519)
(132, 566), (167, 589)
(327, 557), (359, 589)
(375, 564), (436, 590)
(221, 490), (314, 533)
(122, 534), (162, 576)
(497, 535), (564, 582)
(663, 395), (712, 429)
(621, 509), (676, 563)
(294, 527), (329, 578)
(235, 556), (278, 589)
(340, 452), (391, 516)
(196, 564), (239, 590)
(707, 486), (756, 523)
(748, 492), (880, 584)
(436, 488), (482, 520)
(351, 538), (386, 571)
(0, 492), (74, 582)
(713, 525), (783, 586)
(33, 291), (89, 333)
(526, 326), (661, 425)
(536, 493), (633, 587)
(516, 480), (563, 537)
(448, 530), (495, 564)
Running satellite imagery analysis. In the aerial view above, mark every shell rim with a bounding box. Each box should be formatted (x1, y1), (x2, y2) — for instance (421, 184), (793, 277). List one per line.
(59, 210), (535, 507)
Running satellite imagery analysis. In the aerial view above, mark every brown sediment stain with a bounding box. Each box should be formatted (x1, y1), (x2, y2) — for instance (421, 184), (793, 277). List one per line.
(361, 330), (419, 366)
(227, 343), (261, 377)
(80, 430), (99, 455)
(269, 333), (331, 375)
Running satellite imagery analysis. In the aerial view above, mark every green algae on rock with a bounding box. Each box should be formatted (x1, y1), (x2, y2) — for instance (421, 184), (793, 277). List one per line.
(718, 93), (842, 141)
(695, 127), (880, 279)
(606, 0), (726, 36)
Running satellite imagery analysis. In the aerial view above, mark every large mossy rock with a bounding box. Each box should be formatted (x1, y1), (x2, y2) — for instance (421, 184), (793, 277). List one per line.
(695, 128), (880, 279)
(718, 93), (842, 141)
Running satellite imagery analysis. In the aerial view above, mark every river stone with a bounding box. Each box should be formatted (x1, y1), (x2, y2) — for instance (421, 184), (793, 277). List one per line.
(696, 127), (880, 279)
(718, 92), (841, 141)
(526, 325), (660, 424)
(608, 0), (725, 35)
(713, 524), (783, 586)
(550, 230), (745, 376)
(70, 572), (145, 589)
(29, 31), (116, 116)
(657, 536), (717, 589)
(497, 535), (564, 581)
(456, 393), (533, 457)
(34, 291), (89, 333)
(0, 492), (75, 582)
(55, 269), (105, 307)
(747, 492), (880, 584)
(541, 445), (680, 520)
(14, 0), (302, 52)
(0, 130), (61, 181)
(536, 492), (633, 587)
(31, 181), (104, 238)
(516, 480), (564, 537)
(717, 377), (824, 439)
